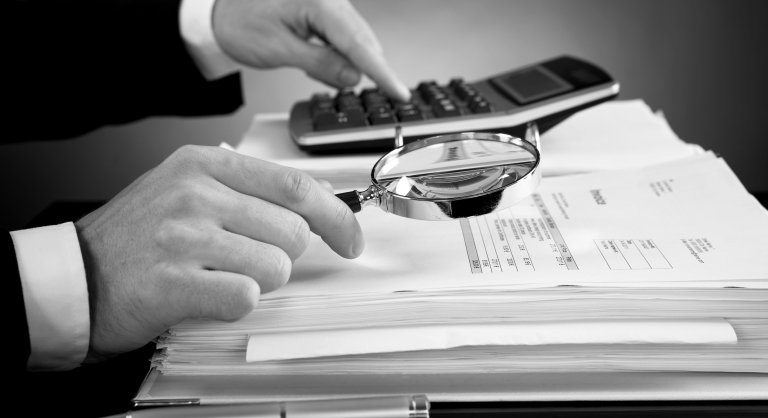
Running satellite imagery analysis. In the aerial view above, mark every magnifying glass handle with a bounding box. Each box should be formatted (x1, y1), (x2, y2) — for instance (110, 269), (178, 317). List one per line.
(337, 186), (382, 213)
(336, 190), (362, 213)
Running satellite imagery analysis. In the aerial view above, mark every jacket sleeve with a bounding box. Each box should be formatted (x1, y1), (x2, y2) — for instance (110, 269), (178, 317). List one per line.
(4, 0), (243, 143)
(2, 229), (31, 372)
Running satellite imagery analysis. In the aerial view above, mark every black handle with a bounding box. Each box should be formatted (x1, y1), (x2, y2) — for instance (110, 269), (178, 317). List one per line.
(336, 190), (361, 213)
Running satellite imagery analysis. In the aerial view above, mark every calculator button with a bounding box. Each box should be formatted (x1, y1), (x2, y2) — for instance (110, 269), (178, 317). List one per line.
(312, 107), (336, 120)
(364, 93), (388, 102)
(361, 89), (386, 97)
(397, 108), (426, 122)
(425, 91), (448, 104)
(417, 81), (438, 93)
(337, 95), (361, 105)
(394, 94), (419, 107)
(342, 107), (366, 119)
(364, 98), (390, 110)
(336, 94), (362, 106)
(395, 103), (417, 112)
(369, 110), (397, 125)
(448, 78), (465, 89)
(434, 107), (461, 118)
(314, 111), (368, 131)
(360, 87), (383, 97)
(335, 87), (357, 98)
(338, 100), (362, 108)
(470, 100), (493, 113)
(338, 106), (365, 118)
(311, 102), (336, 118)
(338, 100), (364, 112)
(367, 104), (391, 114)
(466, 95), (490, 110)
(455, 86), (478, 101)
(433, 100), (461, 118)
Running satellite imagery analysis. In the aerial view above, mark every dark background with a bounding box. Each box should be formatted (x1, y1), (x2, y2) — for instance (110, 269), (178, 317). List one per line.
(2, 0), (767, 229)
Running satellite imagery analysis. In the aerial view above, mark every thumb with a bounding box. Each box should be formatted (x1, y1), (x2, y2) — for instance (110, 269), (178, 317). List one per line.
(285, 37), (362, 88)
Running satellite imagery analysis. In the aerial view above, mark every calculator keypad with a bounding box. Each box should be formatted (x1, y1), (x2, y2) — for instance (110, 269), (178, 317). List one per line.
(311, 78), (494, 132)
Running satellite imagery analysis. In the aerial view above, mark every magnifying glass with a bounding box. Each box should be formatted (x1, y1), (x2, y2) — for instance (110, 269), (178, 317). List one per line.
(336, 123), (541, 220)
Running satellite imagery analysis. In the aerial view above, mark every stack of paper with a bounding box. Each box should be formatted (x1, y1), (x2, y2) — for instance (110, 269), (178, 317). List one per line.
(142, 101), (767, 402)
(152, 152), (768, 379)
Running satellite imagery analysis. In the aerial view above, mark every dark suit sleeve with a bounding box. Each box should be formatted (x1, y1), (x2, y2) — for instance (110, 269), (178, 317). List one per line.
(2, 229), (31, 372)
(5, 0), (243, 143)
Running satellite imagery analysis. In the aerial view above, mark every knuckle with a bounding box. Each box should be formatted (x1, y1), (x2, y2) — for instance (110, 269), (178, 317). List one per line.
(169, 145), (217, 173)
(274, 251), (292, 287)
(261, 249), (291, 293)
(281, 170), (315, 206)
(166, 180), (210, 213)
(286, 214), (311, 258)
(219, 280), (259, 322)
(171, 145), (203, 166)
(154, 220), (192, 250)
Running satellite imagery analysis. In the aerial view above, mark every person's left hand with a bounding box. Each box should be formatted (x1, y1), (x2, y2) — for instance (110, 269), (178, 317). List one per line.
(75, 146), (362, 362)
(212, 0), (410, 101)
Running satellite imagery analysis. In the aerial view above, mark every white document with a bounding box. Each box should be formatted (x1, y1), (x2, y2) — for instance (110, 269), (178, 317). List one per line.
(266, 153), (768, 299)
(538, 100), (703, 175)
(246, 319), (736, 362)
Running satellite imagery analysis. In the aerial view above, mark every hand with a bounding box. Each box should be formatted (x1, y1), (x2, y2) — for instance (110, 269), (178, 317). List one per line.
(212, 0), (410, 101)
(75, 146), (363, 362)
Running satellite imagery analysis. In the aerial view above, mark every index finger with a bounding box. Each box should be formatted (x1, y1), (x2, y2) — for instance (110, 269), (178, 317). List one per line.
(202, 148), (364, 259)
(313, 0), (411, 101)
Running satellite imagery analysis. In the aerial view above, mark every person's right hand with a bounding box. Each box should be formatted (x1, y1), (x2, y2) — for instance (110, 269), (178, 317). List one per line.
(212, 0), (410, 101)
(74, 145), (363, 363)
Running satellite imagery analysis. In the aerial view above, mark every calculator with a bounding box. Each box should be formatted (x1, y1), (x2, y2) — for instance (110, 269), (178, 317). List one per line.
(288, 56), (619, 153)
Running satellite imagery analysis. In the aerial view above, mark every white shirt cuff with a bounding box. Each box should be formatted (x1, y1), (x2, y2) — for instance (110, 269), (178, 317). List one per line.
(11, 223), (89, 371)
(180, 0), (242, 80)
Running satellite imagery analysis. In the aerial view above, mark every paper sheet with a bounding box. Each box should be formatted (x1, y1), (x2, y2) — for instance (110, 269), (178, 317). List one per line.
(538, 100), (703, 175)
(261, 153), (768, 300)
(246, 319), (736, 362)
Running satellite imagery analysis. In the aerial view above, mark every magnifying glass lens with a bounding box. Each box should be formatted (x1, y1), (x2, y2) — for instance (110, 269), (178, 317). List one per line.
(374, 139), (537, 200)
(335, 128), (542, 220)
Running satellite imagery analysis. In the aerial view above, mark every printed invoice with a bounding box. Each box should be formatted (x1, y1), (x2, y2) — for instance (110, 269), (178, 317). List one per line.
(270, 153), (768, 299)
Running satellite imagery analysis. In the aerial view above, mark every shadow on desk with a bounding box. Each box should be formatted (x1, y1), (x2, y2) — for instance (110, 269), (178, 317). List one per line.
(17, 198), (768, 417)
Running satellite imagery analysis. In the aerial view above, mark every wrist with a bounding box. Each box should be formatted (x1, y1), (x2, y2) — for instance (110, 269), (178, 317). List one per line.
(74, 221), (98, 363)
(74, 219), (119, 364)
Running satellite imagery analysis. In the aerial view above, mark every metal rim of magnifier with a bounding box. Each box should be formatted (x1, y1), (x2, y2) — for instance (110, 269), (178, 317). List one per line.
(355, 123), (541, 221)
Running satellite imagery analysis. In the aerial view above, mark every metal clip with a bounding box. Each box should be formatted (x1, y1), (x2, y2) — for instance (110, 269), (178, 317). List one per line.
(394, 125), (404, 148)
(525, 122), (540, 152)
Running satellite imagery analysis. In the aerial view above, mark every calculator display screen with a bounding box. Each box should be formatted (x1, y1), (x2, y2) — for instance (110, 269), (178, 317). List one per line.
(493, 67), (574, 104)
